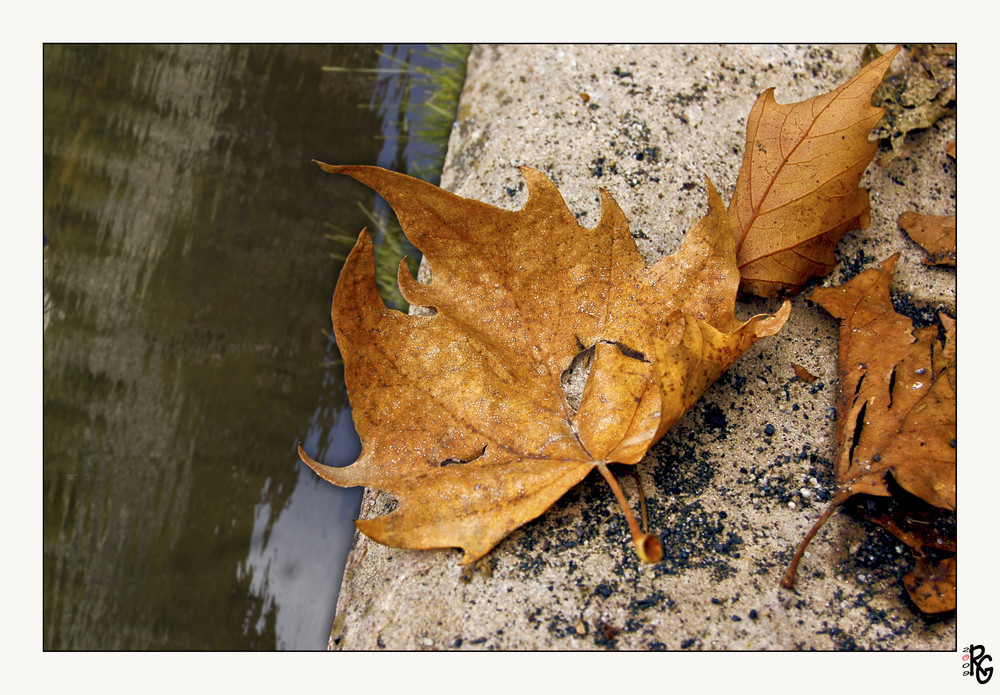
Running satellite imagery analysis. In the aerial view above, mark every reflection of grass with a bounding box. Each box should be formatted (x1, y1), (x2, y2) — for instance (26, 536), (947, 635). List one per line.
(324, 202), (421, 311)
(379, 43), (470, 182)
(324, 44), (470, 311)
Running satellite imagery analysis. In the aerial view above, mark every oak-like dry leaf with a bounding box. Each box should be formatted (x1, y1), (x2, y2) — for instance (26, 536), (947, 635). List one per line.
(729, 47), (899, 297)
(300, 165), (789, 564)
(898, 211), (956, 266)
(811, 253), (955, 509)
(782, 253), (955, 598)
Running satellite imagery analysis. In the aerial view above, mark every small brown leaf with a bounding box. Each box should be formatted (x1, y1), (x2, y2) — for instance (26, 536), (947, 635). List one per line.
(302, 164), (789, 565)
(792, 363), (817, 383)
(946, 139), (956, 159)
(904, 556), (955, 613)
(729, 48), (899, 297)
(898, 211), (956, 266)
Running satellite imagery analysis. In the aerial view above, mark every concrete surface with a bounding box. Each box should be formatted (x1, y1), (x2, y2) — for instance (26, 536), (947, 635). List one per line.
(327, 44), (956, 650)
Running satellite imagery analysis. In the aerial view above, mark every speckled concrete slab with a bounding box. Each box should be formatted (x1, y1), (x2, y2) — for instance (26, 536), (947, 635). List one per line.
(327, 44), (956, 650)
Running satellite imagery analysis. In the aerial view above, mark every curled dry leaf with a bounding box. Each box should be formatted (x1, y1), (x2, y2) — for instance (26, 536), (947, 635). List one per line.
(729, 47), (898, 297)
(782, 253), (955, 608)
(898, 211), (956, 266)
(300, 164), (789, 565)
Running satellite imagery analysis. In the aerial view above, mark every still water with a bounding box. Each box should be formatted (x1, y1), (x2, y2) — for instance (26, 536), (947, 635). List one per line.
(43, 44), (450, 650)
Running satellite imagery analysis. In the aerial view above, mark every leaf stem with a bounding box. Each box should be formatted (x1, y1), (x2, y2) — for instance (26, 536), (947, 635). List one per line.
(780, 487), (853, 590)
(626, 466), (650, 533)
(597, 463), (662, 563)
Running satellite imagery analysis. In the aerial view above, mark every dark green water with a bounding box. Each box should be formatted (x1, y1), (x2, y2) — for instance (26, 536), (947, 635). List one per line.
(43, 44), (446, 650)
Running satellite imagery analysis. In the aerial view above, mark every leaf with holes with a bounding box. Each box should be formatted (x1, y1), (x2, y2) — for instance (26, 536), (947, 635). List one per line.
(812, 254), (955, 508)
(781, 253), (955, 607)
(299, 164), (789, 565)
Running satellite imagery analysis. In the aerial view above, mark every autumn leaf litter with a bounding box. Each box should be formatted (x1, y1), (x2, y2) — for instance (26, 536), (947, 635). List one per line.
(323, 45), (956, 651)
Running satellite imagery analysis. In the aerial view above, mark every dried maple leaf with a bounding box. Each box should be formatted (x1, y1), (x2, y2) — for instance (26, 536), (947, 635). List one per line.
(300, 164), (789, 564)
(897, 211), (956, 266)
(782, 254), (955, 600)
(729, 47), (899, 297)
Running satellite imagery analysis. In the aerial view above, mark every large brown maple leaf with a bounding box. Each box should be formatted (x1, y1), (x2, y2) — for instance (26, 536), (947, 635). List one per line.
(299, 165), (789, 564)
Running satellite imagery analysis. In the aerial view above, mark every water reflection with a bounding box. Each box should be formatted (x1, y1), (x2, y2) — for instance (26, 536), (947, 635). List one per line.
(241, 412), (361, 648)
(43, 44), (444, 650)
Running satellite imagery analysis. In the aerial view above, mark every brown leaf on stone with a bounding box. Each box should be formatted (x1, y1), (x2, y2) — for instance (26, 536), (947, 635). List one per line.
(782, 254), (955, 596)
(792, 363), (818, 383)
(812, 253), (955, 509)
(946, 139), (956, 159)
(898, 211), (956, 266)
(904, 556), (955, 613)
(300, 164), (789, 565)
(729, 48), (898, 297)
